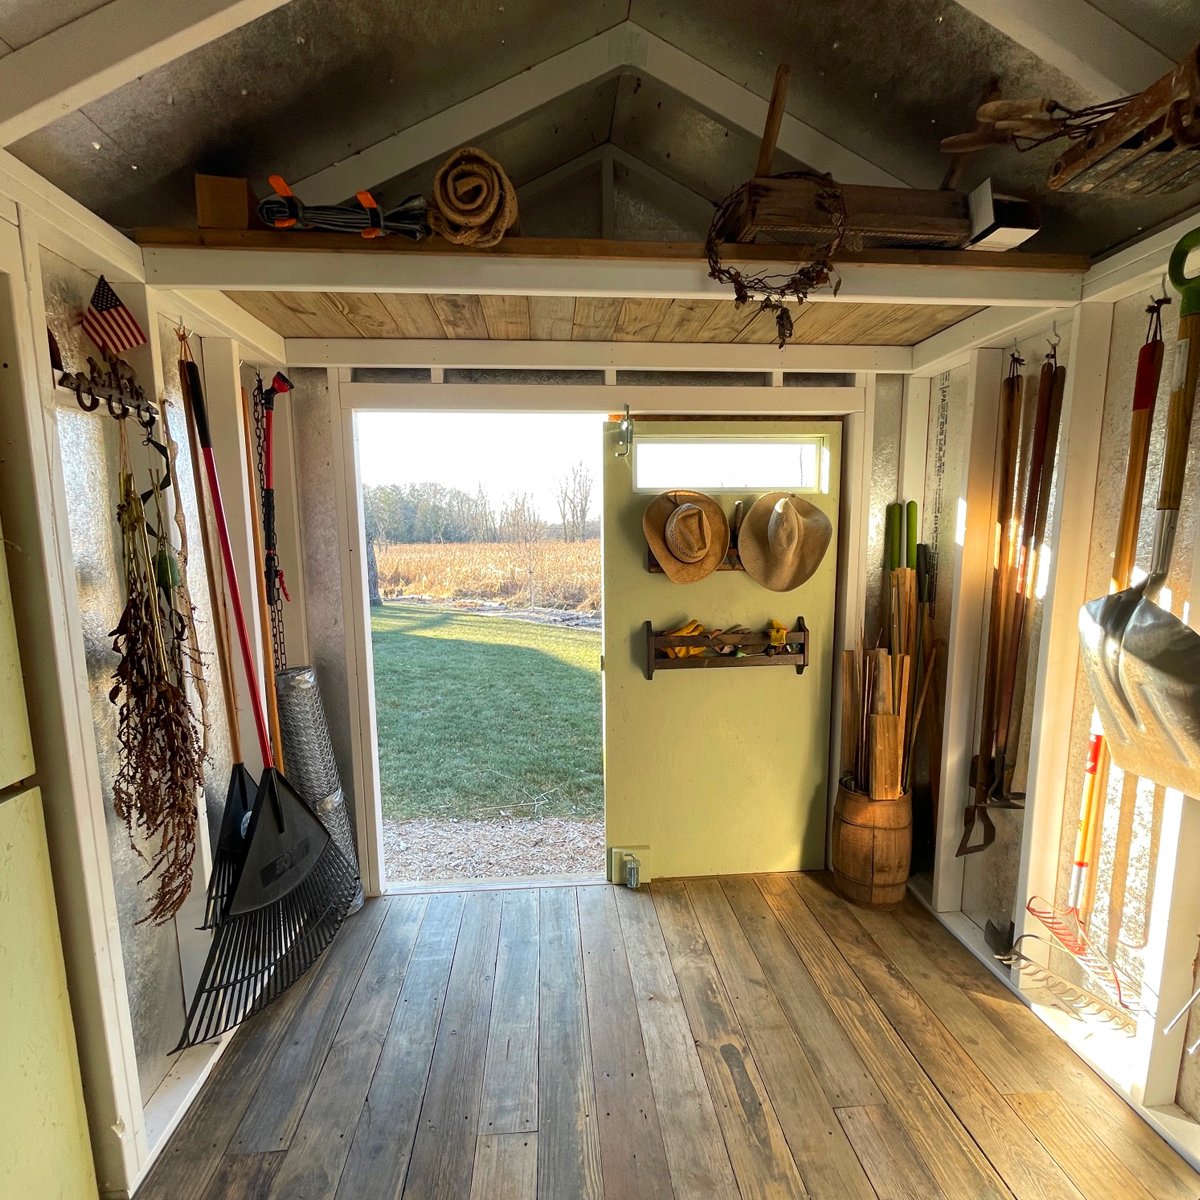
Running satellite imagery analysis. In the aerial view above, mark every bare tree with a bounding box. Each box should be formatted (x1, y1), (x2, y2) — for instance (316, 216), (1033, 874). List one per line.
(501, 492), (546, 607)
(554, 461), (594, 541)
(568, 461), (593, 542)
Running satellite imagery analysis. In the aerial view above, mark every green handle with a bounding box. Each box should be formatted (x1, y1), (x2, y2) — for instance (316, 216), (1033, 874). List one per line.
(905, 500), (918, 568)
(886, 503), (902, 571)
(1169, 226), (1200, 318)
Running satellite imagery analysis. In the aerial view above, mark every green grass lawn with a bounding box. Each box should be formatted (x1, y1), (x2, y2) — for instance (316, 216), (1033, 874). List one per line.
(371, 603), (603, 821)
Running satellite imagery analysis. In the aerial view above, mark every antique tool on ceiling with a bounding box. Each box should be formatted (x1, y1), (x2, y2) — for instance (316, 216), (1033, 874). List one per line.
(1079, 229), (1200, 800)
(941, 44), (1200, 197)
(175, 350), (358, 1050)
(1025, 293), (1167, 987)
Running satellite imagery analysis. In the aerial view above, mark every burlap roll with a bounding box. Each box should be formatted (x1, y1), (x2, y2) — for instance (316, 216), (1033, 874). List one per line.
(428, 145), (519, 249)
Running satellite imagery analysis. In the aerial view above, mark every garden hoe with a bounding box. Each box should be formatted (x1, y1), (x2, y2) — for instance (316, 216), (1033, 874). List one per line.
(1079, 228), (1200, 799)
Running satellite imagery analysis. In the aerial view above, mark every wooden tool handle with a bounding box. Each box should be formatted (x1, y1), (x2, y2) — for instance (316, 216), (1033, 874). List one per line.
(1113, 405), (1156, 588)
(977, 98), (1053, 124)
(1158, 311), (1200, 511)
(755, 64), (791, 177)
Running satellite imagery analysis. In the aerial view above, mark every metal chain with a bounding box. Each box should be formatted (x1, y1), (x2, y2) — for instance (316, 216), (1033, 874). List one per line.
(252, 378), (288, 670)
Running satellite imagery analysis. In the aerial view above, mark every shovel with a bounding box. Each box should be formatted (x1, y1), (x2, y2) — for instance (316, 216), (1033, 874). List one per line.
(1078, 228), (1200, 798)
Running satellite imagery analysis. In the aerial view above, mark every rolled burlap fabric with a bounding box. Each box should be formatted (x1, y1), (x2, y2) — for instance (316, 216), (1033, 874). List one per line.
(428, 145), (519, 249)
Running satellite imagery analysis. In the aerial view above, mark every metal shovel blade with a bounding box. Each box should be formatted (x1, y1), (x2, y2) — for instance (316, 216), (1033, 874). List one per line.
(1079, 586), (1200, 797)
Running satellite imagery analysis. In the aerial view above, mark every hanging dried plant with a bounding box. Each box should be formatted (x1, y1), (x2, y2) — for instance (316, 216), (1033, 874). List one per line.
(109, 420), (205, 924)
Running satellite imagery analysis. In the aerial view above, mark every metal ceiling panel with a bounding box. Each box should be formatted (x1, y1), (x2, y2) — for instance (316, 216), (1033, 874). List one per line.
(10, 0), (624, 221)
(370, 78), (619, 214)
(1087, 0), (1199, 59)
(614, 165), (708, 241)
(612, 72), (805, 206)
(629, 0), (1094, 189)
(0, 0), (107, 50)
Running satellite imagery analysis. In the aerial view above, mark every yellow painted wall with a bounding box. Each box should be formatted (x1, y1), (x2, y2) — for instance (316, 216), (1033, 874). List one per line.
(602, 419), (841, 878)
(0, 788), (98, 1199)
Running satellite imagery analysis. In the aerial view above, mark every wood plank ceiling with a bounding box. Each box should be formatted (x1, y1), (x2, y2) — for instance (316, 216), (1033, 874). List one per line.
(228, 291), (981, 345)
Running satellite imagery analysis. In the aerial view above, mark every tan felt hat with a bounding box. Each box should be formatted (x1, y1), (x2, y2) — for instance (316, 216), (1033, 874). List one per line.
(642, 490), (730, 583)
(739, 492), (833, 591)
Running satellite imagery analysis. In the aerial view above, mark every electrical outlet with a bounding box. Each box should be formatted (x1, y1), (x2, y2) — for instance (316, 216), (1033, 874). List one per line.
(608, 845), (650, 885)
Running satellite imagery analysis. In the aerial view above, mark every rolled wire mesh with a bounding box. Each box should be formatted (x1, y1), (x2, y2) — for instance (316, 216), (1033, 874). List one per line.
(276, 666), (364, 912)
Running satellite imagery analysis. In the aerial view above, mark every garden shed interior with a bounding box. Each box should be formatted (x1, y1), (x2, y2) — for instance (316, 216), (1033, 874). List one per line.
(4, 3), (1200, 1199)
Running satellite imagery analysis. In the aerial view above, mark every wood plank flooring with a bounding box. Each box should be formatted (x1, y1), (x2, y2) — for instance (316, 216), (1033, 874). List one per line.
(136, 875), (1200, 1200)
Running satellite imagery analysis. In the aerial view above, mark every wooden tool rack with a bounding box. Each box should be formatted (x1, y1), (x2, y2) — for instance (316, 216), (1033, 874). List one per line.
(644, 618), (808, 680)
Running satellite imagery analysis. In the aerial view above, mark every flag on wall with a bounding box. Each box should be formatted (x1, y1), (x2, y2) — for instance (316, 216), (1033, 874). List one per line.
(81, 276), (145, 354)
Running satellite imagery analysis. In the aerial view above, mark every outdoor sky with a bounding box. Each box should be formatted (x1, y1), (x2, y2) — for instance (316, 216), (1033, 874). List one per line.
(355, 411), (606, 521)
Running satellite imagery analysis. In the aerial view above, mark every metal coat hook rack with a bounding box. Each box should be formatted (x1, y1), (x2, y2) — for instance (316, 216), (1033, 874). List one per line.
(56, 345), (158, 428)
(615, 404), (633, 459)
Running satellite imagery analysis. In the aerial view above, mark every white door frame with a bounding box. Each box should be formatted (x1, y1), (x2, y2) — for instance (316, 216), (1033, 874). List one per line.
(331, 374), (869, 895)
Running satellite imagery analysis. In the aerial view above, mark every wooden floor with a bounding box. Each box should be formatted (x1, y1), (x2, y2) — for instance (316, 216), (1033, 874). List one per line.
(137, 874), (1200, 1200)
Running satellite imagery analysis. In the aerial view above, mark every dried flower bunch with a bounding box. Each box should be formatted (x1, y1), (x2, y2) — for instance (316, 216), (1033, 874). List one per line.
(109, 417), (206, 924)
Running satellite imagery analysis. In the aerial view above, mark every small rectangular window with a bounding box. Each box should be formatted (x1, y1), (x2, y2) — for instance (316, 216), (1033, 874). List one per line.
(633, 436), (828, 494)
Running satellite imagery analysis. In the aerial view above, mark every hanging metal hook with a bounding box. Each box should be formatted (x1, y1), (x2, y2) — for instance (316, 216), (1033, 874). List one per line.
(615, 404), (633, 459)
(1048, 320), (1061, 349)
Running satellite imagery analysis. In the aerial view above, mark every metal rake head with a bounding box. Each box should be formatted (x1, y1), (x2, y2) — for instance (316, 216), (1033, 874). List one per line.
(1025, 895), (1127, 1009)
(998, 935), (1136, 1034)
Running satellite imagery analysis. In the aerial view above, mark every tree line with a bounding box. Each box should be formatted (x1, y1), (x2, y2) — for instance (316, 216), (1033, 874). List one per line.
(363, 464), (595, 545)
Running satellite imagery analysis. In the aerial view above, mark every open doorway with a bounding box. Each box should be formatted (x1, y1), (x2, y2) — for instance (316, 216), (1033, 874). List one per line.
(355, 410), (605, 886)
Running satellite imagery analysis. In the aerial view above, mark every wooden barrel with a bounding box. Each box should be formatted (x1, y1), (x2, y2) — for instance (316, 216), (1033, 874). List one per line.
(831, 784), (912, 908)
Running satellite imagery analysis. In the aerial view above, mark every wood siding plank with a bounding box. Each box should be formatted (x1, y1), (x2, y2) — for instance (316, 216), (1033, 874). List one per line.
(792, 873), (1086, 1200)
(755, 875), (1011, 1200)
(430, 294), (490, 339)
(376, 293), (450, 339)
(265, 896), (427, 1199)
(851, 903), (1045, 1095)
(894, 901), (1200, 1200)
(572, 297), (624, 342)
(577, 886), (673, 1198)
(404, 891), (505, 1200)
(613, 887), (739, 1200)
(228, 290), (327, 337)
(693, 300), (761, 343)
(335, 893), (465, 1200)
(719, 876), (883, 1107)
(231, 900), (390, 1153)
(527, 296), (576, 340)
(136, 962), (324, 1200)
(652, 881), (807, 1200)
(470, 1133), (538, 1200)
(480, 890), (540, 1134)
(614, 298), (672, 342)
(322, 291), (404, 337)
(480, 295), (532, 340)
(200, 1152), (286, 1200)
(652, 299), (721, 342)
(835, 1106), (946, 1200)
(686, 878), (875, 1200)
(537, 888), (604, 1200)
(1007, 1092), (1157, 1200)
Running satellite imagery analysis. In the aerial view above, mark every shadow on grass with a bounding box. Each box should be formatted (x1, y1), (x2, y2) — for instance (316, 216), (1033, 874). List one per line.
(370, 606), (602, 822)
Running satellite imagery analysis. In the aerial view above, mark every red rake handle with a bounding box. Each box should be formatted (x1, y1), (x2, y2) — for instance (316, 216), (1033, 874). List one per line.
(185, 359), (274, 769)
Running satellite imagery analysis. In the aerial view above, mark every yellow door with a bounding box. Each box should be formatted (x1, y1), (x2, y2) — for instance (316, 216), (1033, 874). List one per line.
(601, 418), (841, 879)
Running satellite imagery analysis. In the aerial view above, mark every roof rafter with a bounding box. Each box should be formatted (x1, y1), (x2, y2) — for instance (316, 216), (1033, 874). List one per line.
(950, 0), (1172, 101)
(295, 21), (905, 205)
(519, 143), (714, 232)
(0, 0), (292, 148)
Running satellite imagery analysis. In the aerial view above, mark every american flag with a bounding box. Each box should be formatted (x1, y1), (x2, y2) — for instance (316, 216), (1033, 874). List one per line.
(81, 276), (145, 355)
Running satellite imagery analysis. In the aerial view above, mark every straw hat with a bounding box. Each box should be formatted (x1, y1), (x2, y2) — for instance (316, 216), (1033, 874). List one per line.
(739, 492), (833, 591)
(642, 490), (730, 583)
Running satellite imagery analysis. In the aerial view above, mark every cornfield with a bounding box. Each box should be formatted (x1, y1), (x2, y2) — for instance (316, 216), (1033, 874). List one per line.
(374, 540), (601, 610)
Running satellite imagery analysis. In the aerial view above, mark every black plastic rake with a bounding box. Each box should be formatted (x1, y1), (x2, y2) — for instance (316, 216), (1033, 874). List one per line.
(174, 353), (357, 1052)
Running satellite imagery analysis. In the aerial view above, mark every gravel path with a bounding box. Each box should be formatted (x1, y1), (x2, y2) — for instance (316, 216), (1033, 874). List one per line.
(382, 815), (606, 883)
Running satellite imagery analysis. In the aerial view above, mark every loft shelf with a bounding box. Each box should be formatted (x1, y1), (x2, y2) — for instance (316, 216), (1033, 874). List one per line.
(644, 618), (808, 680)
